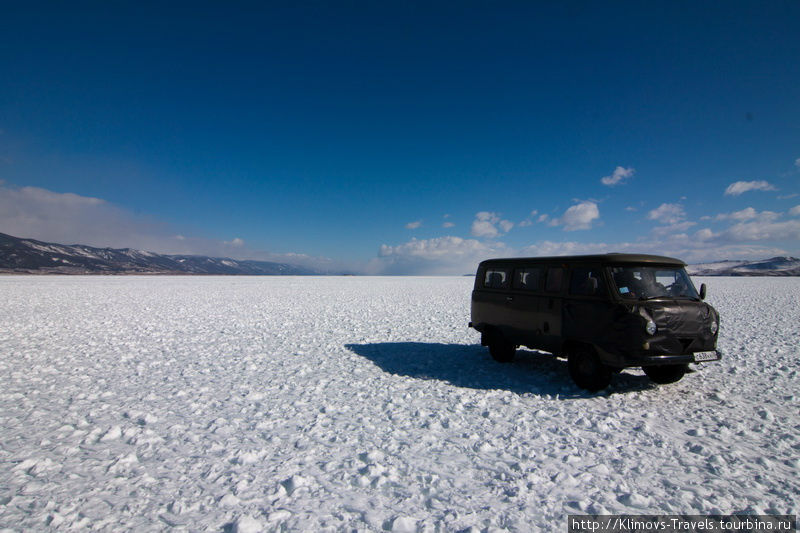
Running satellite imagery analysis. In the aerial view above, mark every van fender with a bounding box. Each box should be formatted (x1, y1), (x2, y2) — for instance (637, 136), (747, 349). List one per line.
(479, 325), (496, 346)
(561, 340), (583, 360)
(562, 340), (620, 368)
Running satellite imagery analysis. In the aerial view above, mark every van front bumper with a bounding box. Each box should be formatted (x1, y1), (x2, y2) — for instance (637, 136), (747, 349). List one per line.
(598, 347), (723, 368)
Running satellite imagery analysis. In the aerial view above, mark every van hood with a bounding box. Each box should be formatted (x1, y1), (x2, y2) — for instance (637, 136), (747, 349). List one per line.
(639, 299), (719, 354)
(646, 300), (716, 335)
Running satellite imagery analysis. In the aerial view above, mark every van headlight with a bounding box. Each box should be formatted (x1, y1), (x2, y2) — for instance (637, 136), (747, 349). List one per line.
(710, 321), (718, 334)
(645, 320), (657, 336)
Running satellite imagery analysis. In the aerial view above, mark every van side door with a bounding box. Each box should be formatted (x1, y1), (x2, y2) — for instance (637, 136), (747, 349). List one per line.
(538, 265), (564, 353)
(506, 266), (544, 346)
(562, 264), (613, 345)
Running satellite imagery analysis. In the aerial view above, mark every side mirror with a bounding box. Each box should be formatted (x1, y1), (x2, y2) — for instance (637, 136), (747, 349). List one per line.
(699, 283), (706, 300)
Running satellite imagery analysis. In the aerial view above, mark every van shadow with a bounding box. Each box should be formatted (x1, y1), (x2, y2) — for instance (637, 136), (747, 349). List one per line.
(344, 342), (656, 399)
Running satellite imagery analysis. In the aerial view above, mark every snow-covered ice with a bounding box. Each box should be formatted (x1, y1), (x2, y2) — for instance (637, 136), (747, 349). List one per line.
(1, 275), (798, 530)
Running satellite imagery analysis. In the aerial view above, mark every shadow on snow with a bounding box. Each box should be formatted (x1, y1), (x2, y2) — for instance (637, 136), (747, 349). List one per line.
(345, 342), (658, 399)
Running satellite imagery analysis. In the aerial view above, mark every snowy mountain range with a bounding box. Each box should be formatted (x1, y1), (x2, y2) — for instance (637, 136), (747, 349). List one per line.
(687, 256), (800, 276)
(0, 232), (319, 275)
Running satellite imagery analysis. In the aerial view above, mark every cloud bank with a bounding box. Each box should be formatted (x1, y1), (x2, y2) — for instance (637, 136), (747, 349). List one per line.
(0, 183), (338, 271)
(370, 234), (790, 275)
(4, 182), (797, 276)
(371, 202), (800, 274)
(368, 236), (509, 275)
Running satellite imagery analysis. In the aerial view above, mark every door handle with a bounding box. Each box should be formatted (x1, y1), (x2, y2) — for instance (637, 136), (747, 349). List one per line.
(506, 296), (514, 302)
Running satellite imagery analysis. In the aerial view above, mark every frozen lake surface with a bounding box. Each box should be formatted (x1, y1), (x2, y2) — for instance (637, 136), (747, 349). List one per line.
(1, 276), (798, 531)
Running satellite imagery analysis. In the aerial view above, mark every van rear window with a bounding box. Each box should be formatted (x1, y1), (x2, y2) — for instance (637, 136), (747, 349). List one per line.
(484, 269), (509, 289)
(512, 268), (542, 290)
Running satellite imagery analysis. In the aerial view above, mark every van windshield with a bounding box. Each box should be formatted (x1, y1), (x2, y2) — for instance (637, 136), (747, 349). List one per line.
(609, 266), (699, 300)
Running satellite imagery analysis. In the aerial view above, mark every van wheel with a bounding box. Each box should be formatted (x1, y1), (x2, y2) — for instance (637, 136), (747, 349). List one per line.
(643, 364), (688, 384)
(488, 337), (515, 363)
(568, 347), (611, 392)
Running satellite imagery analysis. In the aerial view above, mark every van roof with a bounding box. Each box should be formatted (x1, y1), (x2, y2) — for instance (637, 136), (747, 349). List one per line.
(478, 253), (686, 268)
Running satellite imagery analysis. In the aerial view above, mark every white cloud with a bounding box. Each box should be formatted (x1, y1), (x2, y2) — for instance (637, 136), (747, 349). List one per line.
(688, 207), (800, 253)
(517, 239), (788, 263)
(442, 221), (455, 228)
(715, 207), (757, 221)
(518, 210), (539, 227)
(694, 228), (715, 242)
(369, 236), (510, 275)
(714, 207), (780, 222)
(601, 166), (635, 186)
(537, 214), (550, 223)
(795, 158), (800, 169)
(651, 221), (696, 236)
(517, 238), (790, 264)
(0, 184), (174, 251)
(648, 203), (686, 225)
(368, 230), (796, 274)
(550, 201), (600, 231)
(405, 220), (422, 229)
(470, 211), (513, 238)
(15, 186), (105, 206)
(0, 182), (339, 271)
(724, 180), (777, 196)
(371, 236), (623, 275)
(684, 244), (789, 262)
(378, 236), (495, 259)
(518, 240), (611, 256)
(717, 219), (800, 243)
(471, 221), (498, 238)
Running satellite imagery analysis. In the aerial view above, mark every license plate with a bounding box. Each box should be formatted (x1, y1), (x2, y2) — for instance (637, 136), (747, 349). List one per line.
(694, 351), (719, 362)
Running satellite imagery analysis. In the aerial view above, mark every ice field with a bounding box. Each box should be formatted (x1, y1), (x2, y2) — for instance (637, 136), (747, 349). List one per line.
(1, 275), (799, 531)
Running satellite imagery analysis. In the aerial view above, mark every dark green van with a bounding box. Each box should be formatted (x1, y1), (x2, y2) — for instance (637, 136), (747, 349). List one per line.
(469, 254), (721, 391)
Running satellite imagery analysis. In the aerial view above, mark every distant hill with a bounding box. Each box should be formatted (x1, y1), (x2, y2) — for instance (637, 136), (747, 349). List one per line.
(688, 256), (800, 276)
(0, 232), (319, 275)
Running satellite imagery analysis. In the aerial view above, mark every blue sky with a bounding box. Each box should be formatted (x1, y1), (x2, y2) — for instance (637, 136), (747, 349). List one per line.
(1, 2), (799, 273)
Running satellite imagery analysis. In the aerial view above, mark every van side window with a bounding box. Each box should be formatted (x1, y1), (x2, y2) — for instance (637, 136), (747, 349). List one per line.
(512, 268), (542, 290)
(545, 267), (563, 293)
(569, 267), (606, 296)
(484, 269), (509, 289)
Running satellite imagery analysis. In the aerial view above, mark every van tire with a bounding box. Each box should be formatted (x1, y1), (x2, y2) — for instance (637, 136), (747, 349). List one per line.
(643, 364), (688, 384)
(488, 337), (516, 363)
(568, 347), (611, 392)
